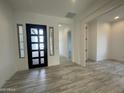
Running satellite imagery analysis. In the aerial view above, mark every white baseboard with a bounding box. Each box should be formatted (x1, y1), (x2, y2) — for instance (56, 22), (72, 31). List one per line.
(108, 59), (124, 63)
(87, 59), (96, 62)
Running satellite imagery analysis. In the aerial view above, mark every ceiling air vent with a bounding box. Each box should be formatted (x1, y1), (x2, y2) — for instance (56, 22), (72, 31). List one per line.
(65, 12), (76, 18)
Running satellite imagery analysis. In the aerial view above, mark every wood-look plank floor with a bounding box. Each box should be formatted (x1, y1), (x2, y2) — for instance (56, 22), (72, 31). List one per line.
(2, 61), (124, 93)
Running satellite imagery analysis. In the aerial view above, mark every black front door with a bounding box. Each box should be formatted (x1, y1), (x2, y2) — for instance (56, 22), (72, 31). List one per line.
(26, 24), (48, 69)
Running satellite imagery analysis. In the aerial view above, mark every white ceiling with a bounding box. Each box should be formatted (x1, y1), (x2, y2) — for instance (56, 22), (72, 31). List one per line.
(8, 0), (97, 17)
(98, 5), (124, 22)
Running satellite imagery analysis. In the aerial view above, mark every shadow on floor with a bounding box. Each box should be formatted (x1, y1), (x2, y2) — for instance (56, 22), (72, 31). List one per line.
(60, 56), (72, 64)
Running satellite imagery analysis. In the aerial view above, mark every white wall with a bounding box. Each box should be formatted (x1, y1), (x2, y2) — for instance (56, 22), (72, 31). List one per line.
(87, 19), (97, 61)
(109, 20), (124, 61)
(96, 20), (124, 62)
(97, 22), (111, 61)
(72, 19), (84, 65)
(0, 0), (17, 87)
(15, 11), (73, 71)
(59, 26), (69, 58)
(87, 20), (111, 61)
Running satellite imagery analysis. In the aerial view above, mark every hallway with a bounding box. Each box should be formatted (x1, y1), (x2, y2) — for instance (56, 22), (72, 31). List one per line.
(2, 61), (124, 93)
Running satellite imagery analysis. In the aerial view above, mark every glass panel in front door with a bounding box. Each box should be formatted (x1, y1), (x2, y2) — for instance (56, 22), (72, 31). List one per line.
(31, 28), (45, 66)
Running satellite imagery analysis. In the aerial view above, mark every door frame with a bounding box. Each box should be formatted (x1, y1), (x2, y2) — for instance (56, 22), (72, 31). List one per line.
(26, 23), (48, 69)
(84, 24), (88, 64)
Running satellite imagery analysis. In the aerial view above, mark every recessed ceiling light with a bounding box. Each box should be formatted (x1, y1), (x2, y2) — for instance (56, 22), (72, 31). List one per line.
(114, 16), (120, 20)
(58, 24), (62, 27)
(72, 0), (76, 3)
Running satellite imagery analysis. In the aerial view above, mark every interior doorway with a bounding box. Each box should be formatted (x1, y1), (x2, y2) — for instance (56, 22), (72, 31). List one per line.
(58, 24), (72, 64)
(26, 24), (48, 69)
